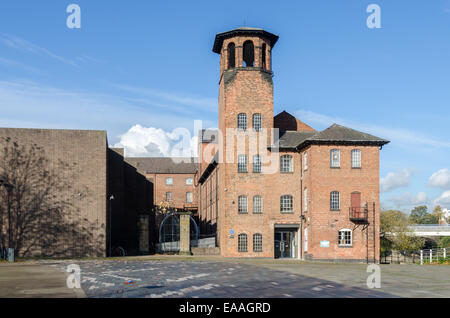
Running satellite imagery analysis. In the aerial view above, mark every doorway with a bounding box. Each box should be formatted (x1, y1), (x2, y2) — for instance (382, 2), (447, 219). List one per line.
(274, 229), (297, 258)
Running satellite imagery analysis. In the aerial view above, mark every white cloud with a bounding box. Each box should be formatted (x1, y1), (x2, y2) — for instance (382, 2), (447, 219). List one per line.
(387, 192), (428, 207)
(113, 124), (198, 158)
(295, 109), (450, 150)
(434, 190), (450, 209)
(380, 169), (413, 192)
(428, 169), (450, 189)
(0, 33), (77, 66)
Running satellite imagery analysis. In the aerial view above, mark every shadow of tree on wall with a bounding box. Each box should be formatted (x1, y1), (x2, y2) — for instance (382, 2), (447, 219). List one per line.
(0, 137), (104, 258)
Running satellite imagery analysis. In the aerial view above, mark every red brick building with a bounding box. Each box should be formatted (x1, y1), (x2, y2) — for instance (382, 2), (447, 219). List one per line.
(125, 157), (197, 211)
(196, 27), (389, 262)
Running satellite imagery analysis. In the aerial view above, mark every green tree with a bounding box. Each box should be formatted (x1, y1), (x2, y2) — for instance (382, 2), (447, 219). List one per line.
(381, 209), (425, 252)
(439, 237), (450, 248)
(421, 214), (439, 224)
(409, 205), (428, 224)
(432, 205), (444, 224)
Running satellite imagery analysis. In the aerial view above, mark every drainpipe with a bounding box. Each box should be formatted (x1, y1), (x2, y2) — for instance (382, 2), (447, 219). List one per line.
(299, 150), (303, 260)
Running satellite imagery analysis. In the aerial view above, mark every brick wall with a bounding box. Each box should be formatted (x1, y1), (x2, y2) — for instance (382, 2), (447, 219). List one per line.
(0, 128), (108, 257)
(147, 173), (196, 210)
(108, 149), (154, 255)
(301, 145), (380, 262)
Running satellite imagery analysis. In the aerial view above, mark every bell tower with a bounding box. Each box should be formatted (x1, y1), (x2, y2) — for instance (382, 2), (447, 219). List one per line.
(212, 27), (279, 256)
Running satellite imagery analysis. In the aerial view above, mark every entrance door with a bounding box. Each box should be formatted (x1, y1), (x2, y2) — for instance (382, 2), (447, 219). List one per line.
(351, 192), (361, 217)
(274, 230), (296, 258)
(351, 192), (361, 209)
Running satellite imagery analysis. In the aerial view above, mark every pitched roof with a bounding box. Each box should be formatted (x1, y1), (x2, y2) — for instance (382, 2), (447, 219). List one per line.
(297, 124), (389, 149)
(124, 157), (197, 174)
(272, 130), (317, 149)
(274, 111), (316, 132)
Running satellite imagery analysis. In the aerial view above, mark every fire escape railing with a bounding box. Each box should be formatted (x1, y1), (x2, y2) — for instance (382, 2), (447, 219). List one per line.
(349, 206), (369, 223)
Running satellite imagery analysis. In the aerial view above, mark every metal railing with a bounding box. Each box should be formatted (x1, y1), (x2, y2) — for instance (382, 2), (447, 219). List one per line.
(410, 224), (450, 231)
(380, 248), (448, 265)
(380, 250), (421, 264)
(420, 248), (448, 265)
(349, 207), (369, 221)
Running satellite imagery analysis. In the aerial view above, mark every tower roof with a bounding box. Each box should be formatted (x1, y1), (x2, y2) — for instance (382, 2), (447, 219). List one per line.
(212, 27), (279, 53)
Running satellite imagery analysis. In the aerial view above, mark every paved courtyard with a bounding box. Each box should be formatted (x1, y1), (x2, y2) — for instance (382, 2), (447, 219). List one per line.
(43, 258), (397, 298)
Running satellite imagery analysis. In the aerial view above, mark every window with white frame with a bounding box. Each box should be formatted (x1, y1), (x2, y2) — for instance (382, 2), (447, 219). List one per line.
(238, 155), (248, 173)
(238, 195), (248, 214)
(338, 229), (352, 246)
(351, 149), (361, 168)
(304, 152), (308, 170)
(238, 234), (248, 252)
(330, 191), (340, 210)
(166, 192), (172, 202)
(252, 113), (262, 131)
(253, 195), (263, 214)
(253, 154), (261, 173)
(304, 188), (308, 211)
(280, 195), (293, 213)
(166, 177), (173, 185)
(280, 155), (293, 173)
(237, 113), (247, 131)
(186, 177), (193, 185)
(330, 149), (340, 168)
(186, 192), (193, 203)
(253, 233), (263, 252)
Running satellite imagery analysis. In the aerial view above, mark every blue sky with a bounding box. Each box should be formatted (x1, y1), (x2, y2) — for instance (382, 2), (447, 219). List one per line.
(0, 0), (449, 212)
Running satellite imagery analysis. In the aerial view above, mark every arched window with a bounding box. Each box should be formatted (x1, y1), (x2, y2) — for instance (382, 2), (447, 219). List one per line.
(280, 155), (293, 173)
(238, 155), (248, 173)
(351, 149), (361, 168)
(238, 195), (248, 214)
(227, 42), (235, 69)
(261, 43), (267, 69)
(330, 191), (340, 211)
(237, 113), (247, 130)
(280, 195), (293, 213)
(238, 234), (248, 252)
(253, 154), (261, 173)
(252, 113), (262, 131)
(253, 233), (263, 252)
(338, 229), (352, 246)
(253, 195), (263, 214)
(330, 149), (340, 168)
(243, 40), (254, 67)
